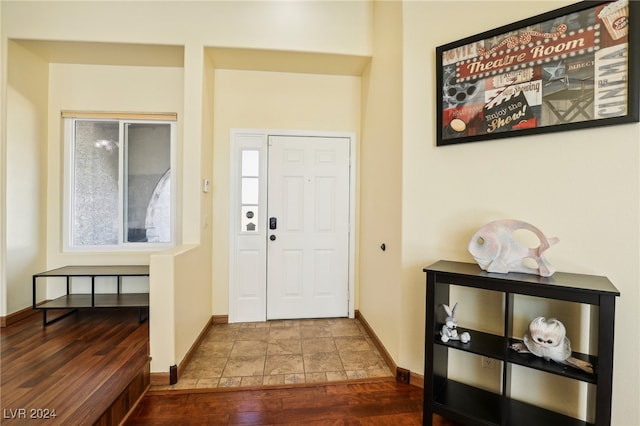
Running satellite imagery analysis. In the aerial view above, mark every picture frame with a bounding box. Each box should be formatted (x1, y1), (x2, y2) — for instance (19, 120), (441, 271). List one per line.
(436, 0), (638, 146)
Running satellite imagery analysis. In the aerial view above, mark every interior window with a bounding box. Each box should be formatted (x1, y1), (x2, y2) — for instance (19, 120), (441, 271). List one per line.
(65, 116), (175, 250)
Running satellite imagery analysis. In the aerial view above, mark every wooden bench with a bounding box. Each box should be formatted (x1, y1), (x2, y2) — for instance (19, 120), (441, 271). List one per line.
(32, 265), (149, 326)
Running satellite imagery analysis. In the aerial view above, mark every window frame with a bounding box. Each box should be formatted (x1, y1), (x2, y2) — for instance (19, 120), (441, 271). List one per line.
(63, 116), (177, 252)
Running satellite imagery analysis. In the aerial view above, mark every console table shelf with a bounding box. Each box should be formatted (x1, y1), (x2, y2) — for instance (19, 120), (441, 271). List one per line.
(33, 265), (149, 326)
(423, 260), (619, 426)
(433, 379), (594, 426)
(38, 293), (149, 309)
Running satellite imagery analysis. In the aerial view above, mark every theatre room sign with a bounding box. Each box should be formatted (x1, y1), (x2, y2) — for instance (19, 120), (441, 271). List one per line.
(436, 0), (638, 146)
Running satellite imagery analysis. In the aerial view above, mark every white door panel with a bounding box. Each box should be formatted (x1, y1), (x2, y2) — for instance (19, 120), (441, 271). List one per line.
(267, 135), (350, 319)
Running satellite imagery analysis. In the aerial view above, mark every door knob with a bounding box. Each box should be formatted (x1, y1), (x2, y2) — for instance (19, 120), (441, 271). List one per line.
(270, 235), (276, 241)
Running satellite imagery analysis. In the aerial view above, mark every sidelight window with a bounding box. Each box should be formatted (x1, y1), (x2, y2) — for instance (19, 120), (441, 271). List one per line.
(240, 150), (260, 233)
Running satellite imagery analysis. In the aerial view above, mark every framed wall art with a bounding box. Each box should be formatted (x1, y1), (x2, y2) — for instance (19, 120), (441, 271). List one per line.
(436, 0), (638, 146)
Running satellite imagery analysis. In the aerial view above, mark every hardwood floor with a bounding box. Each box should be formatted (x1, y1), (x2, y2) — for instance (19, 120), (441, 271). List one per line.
(126, 380), (459, 425)
(2, 309), (461, 425)
(1, 308), (149, 425)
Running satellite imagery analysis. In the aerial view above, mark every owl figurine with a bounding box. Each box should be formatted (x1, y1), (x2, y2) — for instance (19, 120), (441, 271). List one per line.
(510, 317), (593, 374)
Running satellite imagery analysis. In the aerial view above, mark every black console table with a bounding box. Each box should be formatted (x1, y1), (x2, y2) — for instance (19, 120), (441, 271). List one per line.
(424, 260), (619, 426)
(33, 265), (149, 326)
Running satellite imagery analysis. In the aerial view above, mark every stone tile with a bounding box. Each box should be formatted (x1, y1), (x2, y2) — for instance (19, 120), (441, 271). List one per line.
(339, 351), (387, 371)
(181, 357), (226, 379)
(356, 321), (369, 333)
(325, 371), (348, 382)
(218, 377), (242, 387)
(284, 373), (306, 384)
(240, 376), (264, 387)
(237, 321), (271, 328)
(237, 328), (270, 341)
(364, 337), (378, 350)
(303, 352), (344, 373)
(172, 378), (199, 389)
(205, 327), (239, 342)
(194, 348), (221, 360)
(222, 356), (265, 377)
(367, 367), (393, 378)
(230, 340), (268, 357)
(240, 322), (260, 329)
(301, 338), (337, 354)
(329, 321), (363, 337)
(175, 318), (392, 390)
(263, 374), (285, 386)
(214, 323), (243, 329)
(195, 378), (221, 388)
(269, 320), (300, 328)
(264, 354), (304, 375)
(332, 318), (359, 327)
(334, 336), (372, 352)
(345, 370), (369, 380)
(184, 354), (227, 367)
(267, 339), (302, 355)
(300, 325), (333, 339)
(301, 318), (333, 327)
(269, 326), (300, 341)
(200, 340), (234, 357)
(305, 372), (328, 383)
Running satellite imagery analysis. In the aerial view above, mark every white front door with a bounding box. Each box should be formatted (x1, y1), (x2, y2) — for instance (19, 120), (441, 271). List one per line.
(266, 135), (350, 319)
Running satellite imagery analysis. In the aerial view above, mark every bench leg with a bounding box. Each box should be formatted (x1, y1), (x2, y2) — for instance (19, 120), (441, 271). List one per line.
(138, 307), (149, 323)
(42, 309), (78, 326)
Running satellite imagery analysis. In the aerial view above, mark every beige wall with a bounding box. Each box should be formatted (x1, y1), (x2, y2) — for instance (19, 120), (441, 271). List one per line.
(0, 0), (372, 377)
(358, 0), (404, 364)
(46, 63), (185, 265)
(5, 41), (48, 315)
(149, 243), (212, 371)
(402, 1), (639, 424)
(2, 1), (639, 423)
(0, 1), (372, 55)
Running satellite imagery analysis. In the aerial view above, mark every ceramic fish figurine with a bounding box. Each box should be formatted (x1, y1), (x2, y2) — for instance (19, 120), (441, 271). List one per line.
(510, 317), (593, 374)
(468, 219), (558, 277)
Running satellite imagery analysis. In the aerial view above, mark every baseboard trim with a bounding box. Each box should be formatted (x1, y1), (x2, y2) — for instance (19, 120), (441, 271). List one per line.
(1, 306), (40, 328)
(355, 310), (398, 375)
(355, 310), (424, 388)
(150, 315), (215, 386)
(177, 316), (214, 381)
(150, 372), (170, 387)
(212, 315), (228, 324)
(410, 371), (424, 388)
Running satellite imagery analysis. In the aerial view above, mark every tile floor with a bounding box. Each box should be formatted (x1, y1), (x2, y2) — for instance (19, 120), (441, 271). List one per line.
(153, 317), (393, 390)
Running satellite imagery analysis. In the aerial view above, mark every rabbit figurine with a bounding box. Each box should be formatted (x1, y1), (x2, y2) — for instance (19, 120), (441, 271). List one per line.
(440, 303), (471, 343)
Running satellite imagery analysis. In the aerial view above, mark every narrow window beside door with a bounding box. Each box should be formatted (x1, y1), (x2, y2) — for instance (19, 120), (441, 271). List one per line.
(241, 150), (260, 233)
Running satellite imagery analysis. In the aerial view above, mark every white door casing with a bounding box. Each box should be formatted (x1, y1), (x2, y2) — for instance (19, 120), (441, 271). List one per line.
(229, 130), (355, 323)
(266, 135), (350, 319)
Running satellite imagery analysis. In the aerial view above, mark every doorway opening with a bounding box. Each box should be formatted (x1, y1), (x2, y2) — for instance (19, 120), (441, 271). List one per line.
(229, 130), (356, 323)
